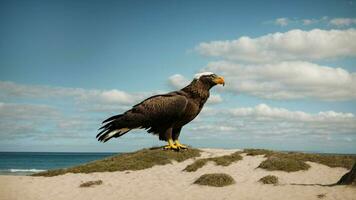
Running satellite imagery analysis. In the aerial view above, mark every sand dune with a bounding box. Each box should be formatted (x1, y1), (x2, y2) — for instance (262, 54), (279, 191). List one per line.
(0, 148), (355, 200)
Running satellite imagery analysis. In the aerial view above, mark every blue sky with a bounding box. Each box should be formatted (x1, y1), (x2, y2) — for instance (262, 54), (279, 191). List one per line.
(0, 0), (355, 153)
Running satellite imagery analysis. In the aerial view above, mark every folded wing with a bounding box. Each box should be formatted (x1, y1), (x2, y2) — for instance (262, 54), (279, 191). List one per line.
(97, 92), (188, 142)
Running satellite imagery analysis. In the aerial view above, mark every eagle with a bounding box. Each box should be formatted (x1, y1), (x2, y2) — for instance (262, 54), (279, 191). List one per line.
(97, 72), (225, 150)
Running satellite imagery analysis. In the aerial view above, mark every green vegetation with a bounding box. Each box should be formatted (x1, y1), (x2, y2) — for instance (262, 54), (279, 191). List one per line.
(79, 180), (103, 187)
(244, 149), (356, 170)
(194, 173), (235, 187)
(291, 153), (355, 169)
(259, 156), (311, 172)
(258, 175), (279, 185)
(243, 149), (275, 157)
(183, 151), (242, 172)
(33, 147), (201, 177)
(31, 147), (355, 177)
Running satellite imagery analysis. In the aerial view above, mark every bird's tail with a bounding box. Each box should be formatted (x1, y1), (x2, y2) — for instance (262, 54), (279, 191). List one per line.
(96, 113), (141, 142)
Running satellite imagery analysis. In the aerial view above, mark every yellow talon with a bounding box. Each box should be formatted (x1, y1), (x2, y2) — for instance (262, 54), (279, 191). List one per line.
(174, 140), (187, 149)
(164, 139), (178, 150)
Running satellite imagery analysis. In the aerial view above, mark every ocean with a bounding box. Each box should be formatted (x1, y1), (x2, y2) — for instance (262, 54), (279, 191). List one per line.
(0, 152), (117, 176)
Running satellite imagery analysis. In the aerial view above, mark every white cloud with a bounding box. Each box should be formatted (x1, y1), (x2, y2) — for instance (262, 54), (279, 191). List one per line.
(0, 102), (59, 139)
(188, 124), (237, 132)
(270, 16), (356, 27)
(229, 104), (356, 137)
(95, 89), (135, 105)
(0, 81), (85, 99)
(0, 101), (100, 140)
(204, 61), (356, 100)
(0, 81), (157, 141)
(0, 102), (59, 120)
(207, 94), (223, 104)
(302, 19), (318, 25)
(270, 17), (327, 26)
(168, 74), (189, 89)
(230, 104), (354, 122)
(0, 81), (147, 109)
(196, 29), (356, 63)
(275, 18), (289, 26)
(329, 18), (356, 27)
(186, 104), (356, 142)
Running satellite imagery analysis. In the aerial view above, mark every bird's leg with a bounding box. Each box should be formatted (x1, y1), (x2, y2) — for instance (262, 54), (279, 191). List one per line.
(174, 140), (187, 149)
(164, 138), (178, 150)
(163, 128), (178, 150)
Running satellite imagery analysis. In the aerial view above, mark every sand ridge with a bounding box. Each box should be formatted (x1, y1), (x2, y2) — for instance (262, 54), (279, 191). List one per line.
(0, 148), (355, 200)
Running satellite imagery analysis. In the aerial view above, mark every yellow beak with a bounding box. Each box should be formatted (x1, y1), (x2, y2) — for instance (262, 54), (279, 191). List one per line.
(213, 76), (225, 86)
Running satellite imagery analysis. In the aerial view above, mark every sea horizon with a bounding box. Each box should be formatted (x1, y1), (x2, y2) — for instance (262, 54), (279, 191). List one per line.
(0, 152), (118, 176)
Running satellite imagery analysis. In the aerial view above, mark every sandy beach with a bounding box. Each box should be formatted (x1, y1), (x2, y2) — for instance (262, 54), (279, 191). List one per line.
(0, 148), (355, 200)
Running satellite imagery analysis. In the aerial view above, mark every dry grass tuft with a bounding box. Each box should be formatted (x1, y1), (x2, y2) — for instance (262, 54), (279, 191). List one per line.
(194, 173), (235, 187)
(259, 156), (311, 172)
(243, 149), (274, 157)
(244, 149), (356, 171)
(79, 180), (103, 187)
(183, 151), (242, 172)
(33, 147), (201, 177)
(258, 175), (279, 185)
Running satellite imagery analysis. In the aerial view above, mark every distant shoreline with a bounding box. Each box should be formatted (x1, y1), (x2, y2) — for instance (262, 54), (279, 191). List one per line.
(0, 152), (118, 176)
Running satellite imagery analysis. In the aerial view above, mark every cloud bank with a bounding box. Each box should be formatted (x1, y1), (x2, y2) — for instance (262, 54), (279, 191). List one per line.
(196, 29), (356, 63)
(271, 17), (356, 27)
(203, 61), (356, 100)
(0, 81), (153, 113)
(188, 104), (356, 142)
(329, 18), (356, 27)
(230, 104), (354, 122)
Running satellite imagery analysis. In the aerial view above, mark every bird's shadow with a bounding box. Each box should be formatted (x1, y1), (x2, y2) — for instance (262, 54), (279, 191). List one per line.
(289, 183), (339, 187)
(148, 146), (189, 152)
(149, 146), (165, 150)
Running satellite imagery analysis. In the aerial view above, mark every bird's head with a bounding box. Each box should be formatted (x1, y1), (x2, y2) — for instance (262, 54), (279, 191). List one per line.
(194, 72), (225, 88)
